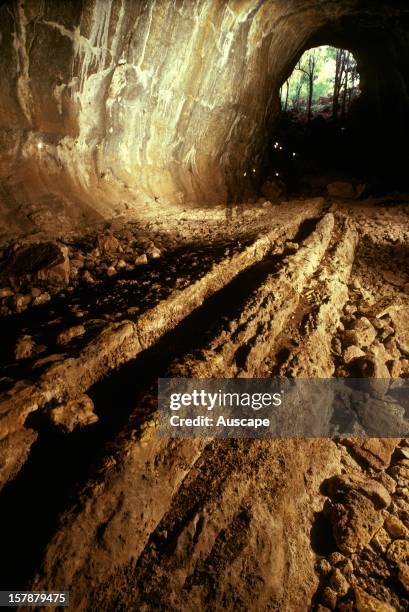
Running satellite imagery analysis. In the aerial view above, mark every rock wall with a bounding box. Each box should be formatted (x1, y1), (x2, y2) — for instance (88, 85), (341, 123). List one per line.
(0, 0), (408, 237)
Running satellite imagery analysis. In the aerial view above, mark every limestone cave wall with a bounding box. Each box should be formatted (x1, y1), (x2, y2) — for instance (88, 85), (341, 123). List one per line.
(0, 0), (408, 238)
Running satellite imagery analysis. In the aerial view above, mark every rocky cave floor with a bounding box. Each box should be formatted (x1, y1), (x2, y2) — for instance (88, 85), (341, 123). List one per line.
(1, 184), (409, 610)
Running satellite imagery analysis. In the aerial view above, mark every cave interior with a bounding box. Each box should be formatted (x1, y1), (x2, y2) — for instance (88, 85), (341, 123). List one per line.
(0, 1), (409, 611)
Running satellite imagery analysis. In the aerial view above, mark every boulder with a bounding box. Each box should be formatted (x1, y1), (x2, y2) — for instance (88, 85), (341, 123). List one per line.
(261, 178), (284, 200)
(371, 527), (392, 553)
(343, 345), (365, 364)
(324, 491), (384, 553)
(135, 253), (148, 265)
(389, 462), (409, 487)
(49, 394), (98, 433)
(321, 586), (337, 610)
(343, 317), (376, 349)
(15, 335), (36, 360)
(398, 562), (409, 593)
(329, 568), (349, 596)
(317, 558), (332, 575)
(327, 182), (356, 199)
(38, 244), (70, 286)
(98, 234), (120, 253)
(148, 246), (161, 259)
(355, 396), (409, 437)
(384, 515), (409, 539)
(324, 472), (391, 509)
(381, 270), (406, 287)
(56, 325), (86, 346)
(33, 291), (51, 306)
(0, 242), (70, 286)
(356, 342), (393, 398)
(13, 293), (31, 312)
(341, 438), (400, 470)
(389, 306), (409, 355)
(362, 296), (406, 319)
(386, 539), (409, 564)
(82, 270), (95, 284)
(354, 586), (395, 612)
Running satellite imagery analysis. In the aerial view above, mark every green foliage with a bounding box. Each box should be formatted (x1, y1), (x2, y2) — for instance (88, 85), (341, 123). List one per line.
(281, 45), (359, 116)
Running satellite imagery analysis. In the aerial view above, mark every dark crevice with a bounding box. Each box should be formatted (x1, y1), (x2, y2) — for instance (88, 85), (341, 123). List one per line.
(310, 509), (337, 556)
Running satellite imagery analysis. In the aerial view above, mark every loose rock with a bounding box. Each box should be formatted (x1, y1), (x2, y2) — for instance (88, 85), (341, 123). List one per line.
(343, 317), (376, 349)
(329, 568), (349, 596)
(56, 325), (86, 346)
(33, 291), (51, 306)
(324, 491), (384, 553)
(384, 515), (409, 539)
(389, 306), (409, 355)
(386, 539), (409, 564)
(398, 562), (409, 594)
(322, 586), (337, 610)
(98, 234), (120, 253)
(15, 335), (37, 360)
(135, 254), (148, 265)
(343, 345), (365, 364)
(327, 182), (356, 199)
(371, 527), (392, 554)
(148, 246), (161, 259)
(354, 586), (395, 612)
(49, 394), (98, 433)
(342, 439), (400, 471)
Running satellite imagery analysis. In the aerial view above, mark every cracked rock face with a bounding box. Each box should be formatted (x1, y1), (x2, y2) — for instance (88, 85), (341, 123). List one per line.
(0, 0), (408, 237)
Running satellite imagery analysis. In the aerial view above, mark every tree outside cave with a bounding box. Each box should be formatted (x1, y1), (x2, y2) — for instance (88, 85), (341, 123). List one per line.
(281, 46), (360, 121)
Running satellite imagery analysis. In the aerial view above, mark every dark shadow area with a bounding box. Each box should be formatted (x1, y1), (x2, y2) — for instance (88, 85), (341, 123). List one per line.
(310, 509), (337, 556)
(263, 21), (409, 199)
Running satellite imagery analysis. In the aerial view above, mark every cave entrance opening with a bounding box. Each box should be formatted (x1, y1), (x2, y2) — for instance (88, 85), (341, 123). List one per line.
(264, 46), (364, 199)
(280, 46), (360, 123)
